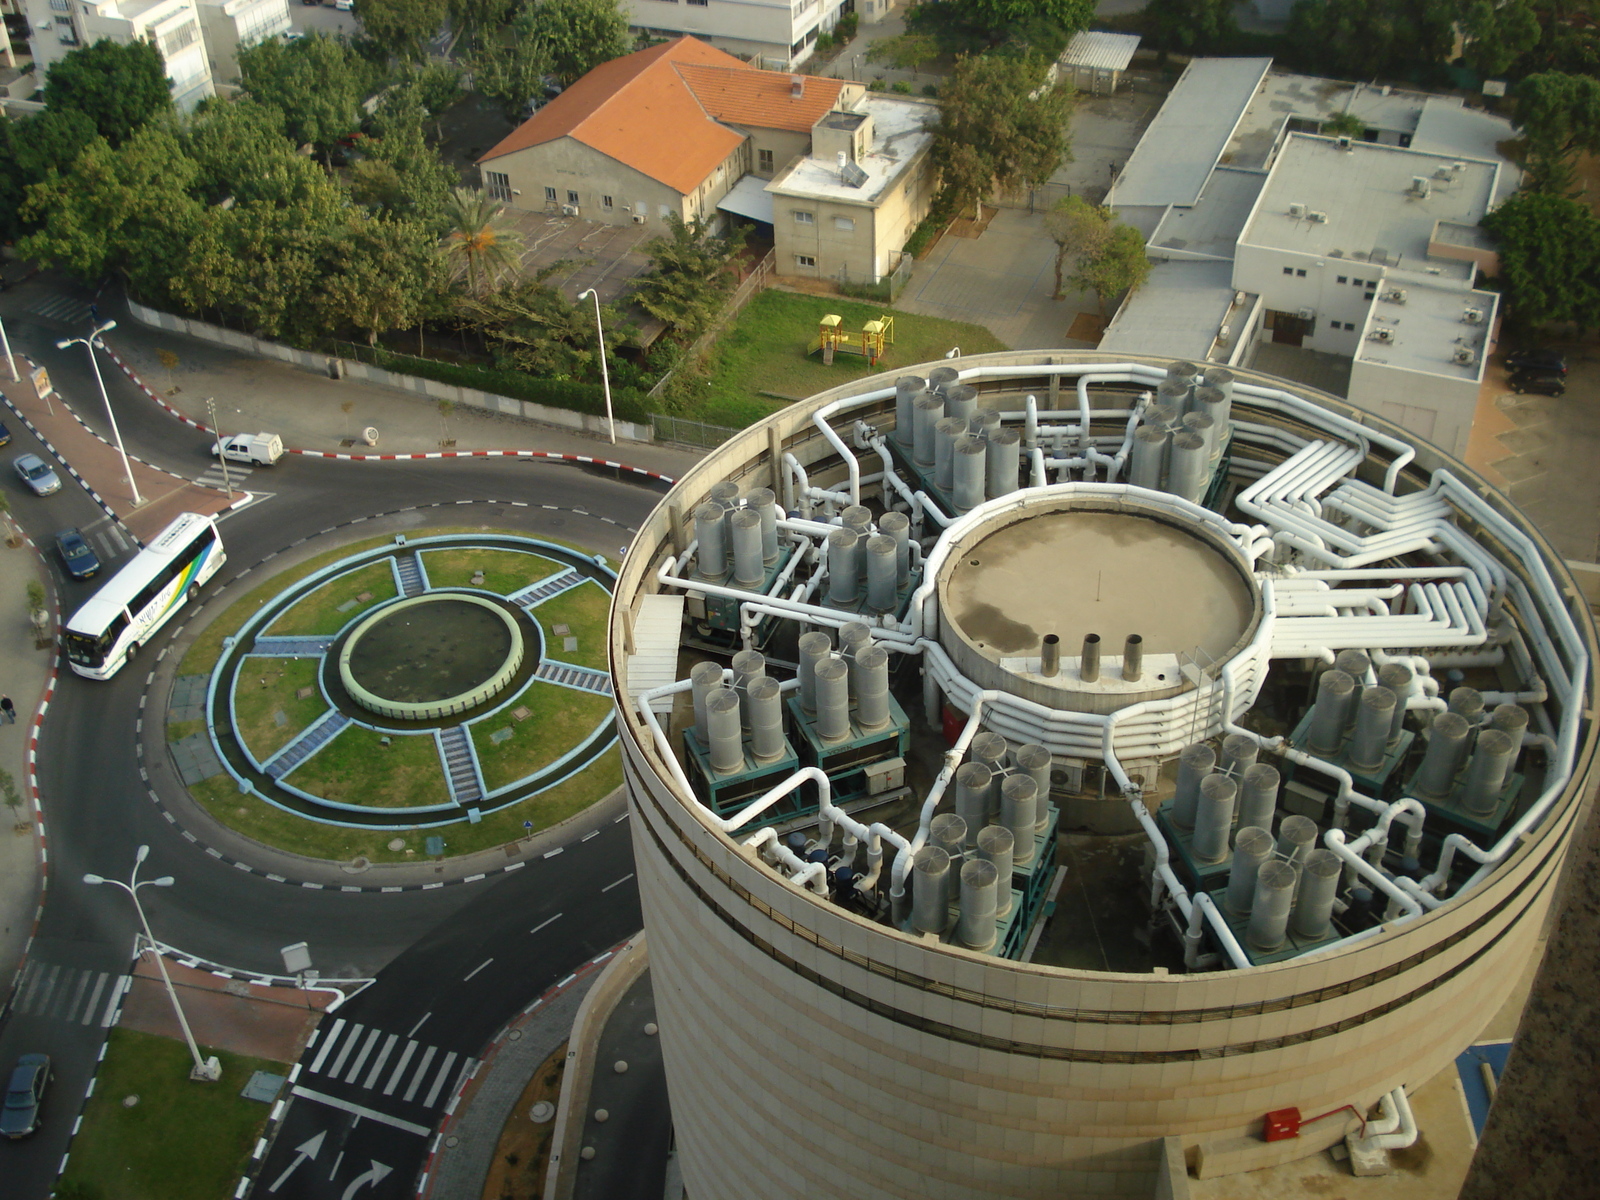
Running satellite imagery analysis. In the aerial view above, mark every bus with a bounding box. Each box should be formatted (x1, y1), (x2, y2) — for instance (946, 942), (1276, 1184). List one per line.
(62, 513), (227, 680)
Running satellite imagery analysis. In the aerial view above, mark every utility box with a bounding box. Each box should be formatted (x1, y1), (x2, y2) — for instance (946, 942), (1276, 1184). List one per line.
(862, 757), (906, 795)
(1263, 1107), (1301, 1142)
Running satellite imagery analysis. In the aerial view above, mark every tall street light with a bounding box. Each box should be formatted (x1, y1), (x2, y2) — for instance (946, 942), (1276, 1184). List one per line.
(57, 319), (143, 507)
(576, 288), (617, 445)
(85, 845), (222, 1082)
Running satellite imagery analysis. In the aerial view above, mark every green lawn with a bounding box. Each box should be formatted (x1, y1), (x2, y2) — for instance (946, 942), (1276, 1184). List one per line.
(287, 726), (448, 809)
(687, 290), (1009, 427)
(471, 679), (614, 794)
(166, 718), (204, 744)
(532, 580), (611, 671)
(231, 658), (328, 762)
(265, 560), (397, 638)
(421, 547), (564, 594)
(55, 1028), (285, 1200)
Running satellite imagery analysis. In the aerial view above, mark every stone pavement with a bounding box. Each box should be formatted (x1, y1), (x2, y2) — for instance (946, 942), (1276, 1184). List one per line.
(119, 955), (333, 1065)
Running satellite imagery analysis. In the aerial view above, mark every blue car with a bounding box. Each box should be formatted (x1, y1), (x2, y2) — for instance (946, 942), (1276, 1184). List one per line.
(1, 1054), (50, 1139)
(55, 527), (101, 579)
(13, 452), (61, 497)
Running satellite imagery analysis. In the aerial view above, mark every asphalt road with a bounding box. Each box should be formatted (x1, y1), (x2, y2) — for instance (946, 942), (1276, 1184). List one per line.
(0, 287), (666, 1199)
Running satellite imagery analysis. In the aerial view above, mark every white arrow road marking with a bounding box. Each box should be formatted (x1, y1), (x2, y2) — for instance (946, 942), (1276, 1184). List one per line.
(268, 1130), (327, 1192)
(340, 1160), (394, 1200)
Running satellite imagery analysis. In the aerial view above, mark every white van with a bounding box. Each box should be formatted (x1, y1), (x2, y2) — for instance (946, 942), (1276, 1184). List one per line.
(212, 432), (285, 466)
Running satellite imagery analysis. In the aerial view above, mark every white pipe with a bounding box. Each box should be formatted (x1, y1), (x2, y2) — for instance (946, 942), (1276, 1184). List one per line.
(743, 827), (829, 894)
(1352, 1088), (1418, 1153)
(1323, 828), (1423, 921)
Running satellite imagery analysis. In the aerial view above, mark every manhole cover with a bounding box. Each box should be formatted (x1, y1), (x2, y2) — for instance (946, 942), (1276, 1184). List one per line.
(123, 1094), (139, 1108)
(387, 838), (406, 851)
(531, 1101), (555, 1123)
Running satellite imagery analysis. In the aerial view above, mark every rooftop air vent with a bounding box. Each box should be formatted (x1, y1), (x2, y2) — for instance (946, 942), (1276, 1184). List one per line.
(791, 75), (804, 99)
(1453, 346), (1476, 365)
(1410, 176), (1431, 198)
(1368, 328), (1394, 343)
(562, 204), (579, 217)
(1288, 202), (1307, 219)
(1336, 135), (1353, 150)
(1462, 307), (1485, 324)
(1309, 210), (1328, 223)
(1381, 287), (1407, 304)
(1297, 307), (1315, 321)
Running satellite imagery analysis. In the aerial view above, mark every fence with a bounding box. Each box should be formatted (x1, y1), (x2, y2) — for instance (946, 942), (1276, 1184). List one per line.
(647, 249), (777, 403)
(650, 414), (741, 450)
(992, 181), (1077, 214)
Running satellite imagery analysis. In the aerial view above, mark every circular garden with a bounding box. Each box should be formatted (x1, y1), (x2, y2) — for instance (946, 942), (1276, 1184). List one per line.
(166, 530), (619, 864)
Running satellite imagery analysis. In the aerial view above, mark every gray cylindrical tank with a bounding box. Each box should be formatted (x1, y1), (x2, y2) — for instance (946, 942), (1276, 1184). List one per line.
(813, 656), (851, 742)
(826, 528), (860, 605)
(944, 382), (979, 422)
(878, 510), (912, 586)
(931, 811), (967, 860)
(977, 825), (1014, 916)
(893, 376), (925, 447)
(1157, 377), (1191, 414)
(1489, 702), (1529, 742)
(1247, 860), (1297, 953)
(1182, 411), (1216, 462)
(970, 731), (1009, 777)
(1308, 668), (1356, 756)
(1333, 648), (1370, 683)
(1129, 425), (1169, 490)
(705, 686), (743, 774)
(690, 660), (723, 743)
(1171, 743), (1216, 830)
(912, 393), (943, 466)
(1193, 384), (1231, 443)
(708, 481), (740, 507)
(1226, 826), (1275, 916)
(865, 535), (898, 613)
(985, 426), (1022, 499)
(955, 762), (993, 849)
(796, 631), (831, 714)
(1144, 403), (1179, 432)
(1201, 366), (1235, 395)
(1348, 686), (1397, 771)
(730, 508), (765, 587)
(1040, 633), (1061, 677)
(1461, 728), (1517, 815)
(952, 435), (987, 514)
(854, 645), (891, 731)
(746, 487), (779, 563)
(1166, 359), (1199, 384)
(958, 859), (999, 951)
(1276, 814), (1318, 868)
(1080, 633), (1102, 683)
(934, 416), (965, 490)
(1377, 661), (1414, 745)
(1001, 774), (1038, 866)
(1167, 430), (1209, 502)
(747, 676), (785, 763)
(839, 620), (872, 661)
(1122, 634), (1143, 682)
(1448, 686), (1485, 724)
(1013, 743), (1053, 833)
(927, 365), (959, 396)
(970, 408), (1000, 440)
(911, 846), (951, 936)
(693, 502), (728, 581)
(1192, 773), (1238, 864)
(1219, 732), (1258, 780)
(731, 650), (765, 733)
(1237, 763), (1279, 838)
(1292, 849), (1342, 940)
(1417, 710), (1471, 797)
(840, 505), (873, 539)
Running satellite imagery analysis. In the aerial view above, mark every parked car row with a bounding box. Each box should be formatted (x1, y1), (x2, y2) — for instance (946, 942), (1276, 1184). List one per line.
(1504, 348), (1569, 397)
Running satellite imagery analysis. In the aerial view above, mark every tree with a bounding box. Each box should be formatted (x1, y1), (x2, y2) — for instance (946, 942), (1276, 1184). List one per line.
(632, 214), (740, 340)
(467, 35), (551, 122)
(183, 98), (332, 207)
(1321, 111), (1367, 138)
(1459, 0), (1541, 78)
(864, 33), (941, 76)
(311, 217), (444, 344)
(515, 0), (633, 85)
(42, 38), (172, 147)
(1074, 223), (1150, 315)
(0, 110), (99, 241)
(359, 94), (461, 226)
(1482, 191), (1600, 328)
(237, 34), (370, 163)
(355, 0), (449, 61)
(1514, 72), (1600, 193)
(1145, 0), (1237, 55)
(908, 0), (1091, 57)
(929, 54), (1074, 220)
(1285, 0), (1460, 82)
(439, 187), (526, 294)
(1044, 195), (1110, 301)
(448, 0), (517, 39)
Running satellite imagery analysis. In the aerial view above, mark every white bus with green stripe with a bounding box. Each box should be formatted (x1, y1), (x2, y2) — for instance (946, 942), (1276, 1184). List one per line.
(63, 513), (226, 680)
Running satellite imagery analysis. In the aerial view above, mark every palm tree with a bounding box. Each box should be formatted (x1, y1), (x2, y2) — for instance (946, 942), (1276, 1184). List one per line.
(439, 187), (526, 296)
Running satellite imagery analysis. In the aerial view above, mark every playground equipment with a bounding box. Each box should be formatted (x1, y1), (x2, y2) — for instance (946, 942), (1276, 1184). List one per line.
(812, 313), (895, 366)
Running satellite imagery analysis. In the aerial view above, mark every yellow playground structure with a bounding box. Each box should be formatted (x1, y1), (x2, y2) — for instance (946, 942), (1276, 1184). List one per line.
(811, 313), (895, 366)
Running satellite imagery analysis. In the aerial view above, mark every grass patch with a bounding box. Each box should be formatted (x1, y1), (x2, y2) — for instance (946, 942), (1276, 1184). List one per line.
(265, 560), (397, 638)
(686, 290), (1008, 427)
(531, 580), (611, 671)
(231, 659), (327, 762)
(166, 718), (204, 744)
(55, 1028), (285, 1200)
(287, 726), (448, 809)
(187, 746), (622, 862)
(471, 680), (614, 794)
(420, 547), (564, 594)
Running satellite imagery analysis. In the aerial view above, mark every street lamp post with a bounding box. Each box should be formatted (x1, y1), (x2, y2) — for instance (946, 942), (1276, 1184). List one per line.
(576, 288), (617, 445)
(57, 319), (143, 507)
(84, 845), (221, 1082)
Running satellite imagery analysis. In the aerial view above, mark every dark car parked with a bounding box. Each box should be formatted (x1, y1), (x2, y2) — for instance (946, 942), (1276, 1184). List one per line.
(1, 1054), (51, 1139)
(1504, 348), (1568, 376)
(0, 418), (10, 447)
(1509, 371), (1567, 397)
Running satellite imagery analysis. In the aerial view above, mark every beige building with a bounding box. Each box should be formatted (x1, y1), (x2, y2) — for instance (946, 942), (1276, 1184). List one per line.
(624, 0), (852, 69)
(609, 351), (1597, 1196)
(22, 0), (218, 108)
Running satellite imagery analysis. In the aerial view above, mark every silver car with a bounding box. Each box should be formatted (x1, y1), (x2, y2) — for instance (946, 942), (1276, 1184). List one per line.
(13, 453), (62, 496)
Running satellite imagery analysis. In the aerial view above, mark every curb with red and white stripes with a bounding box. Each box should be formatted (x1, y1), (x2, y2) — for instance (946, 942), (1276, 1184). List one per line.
(99, 344), (678, 486)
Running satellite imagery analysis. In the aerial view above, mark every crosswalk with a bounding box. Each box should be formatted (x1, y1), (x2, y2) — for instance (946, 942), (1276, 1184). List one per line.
(301, 1017), (474, 1112)
(86, 520), (132, 562)
(10, 959), (128, 1028)
(196, 462), (253, 492)
(26, 294), (95, 327)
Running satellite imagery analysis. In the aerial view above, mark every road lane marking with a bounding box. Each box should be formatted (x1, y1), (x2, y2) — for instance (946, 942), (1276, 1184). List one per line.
(462, 958), (493, 982)
(35, 964), (62, 1013)
(343, 1028), (382, 1084)
(289, 1086), (431, 1136)
(100, 977), (130, 1026)
(362, 1034), (398, 1090)
(382, 1041), (418, 1096)
(309, 1018), (345, 1073)
(80, 973), (109, 1026)
(62, 970), (91, 1023)
(402, 1046), (436, 1103)
(406, 1012), (430, 1038)
(601, 873), (635, 893)
(581, 830), (599, 841)
(529, 914), (562, 935)
(421, 1052), (458, 1109)
(327, 1022), (364, 1077)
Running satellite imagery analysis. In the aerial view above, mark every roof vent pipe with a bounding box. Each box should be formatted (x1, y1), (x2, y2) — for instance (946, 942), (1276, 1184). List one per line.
(878, 510), (911, 585)
(931, 812), (967, 860)
(1192, 773), (1238, 864)
(865, 535), (898, 612)
(944, 382), (979, 422)
(1157, 377), (1192, 415)
(1080, 633), (1101, 683)
(1292, 848), (1342, 939)
(692, 502), (728, 581)
(705, 686), (744, 774)
(730, 508), (765, 586)
(1013, 743), (1053, 833)
(1220, 732), (1258, 780)
(912, 392), (943, 467)
(952, 435), (987, 514)
(708, 480), (740, 507)
(1308, 668), (1356, 756)
(977, 825), (1014, 916)
(1461, 728), (1517, 815)
(840, 505), (873, 538)
(970, 408), (1000, 439)
(1247, 860), (1297, 952)
(1448, 685), (1485, 725)
(1276, 814), (1318, 869)
(985, 426), (1022, 499)
(746, 487), (779, 563)
(747, 676), (786, 763)
(690, 660), (723, 743)
(1166, 359), (1200, 384)
(1416, 711), (1471, 798)
(1166, 430), (1209, 502)
(1237, 763), (1280, 839)
(1378, 662), (1414, 745)
(892, 376), (925, 447)
(731, 650), (766, 732)
(1194, 383), (1232, 437)
(826, 528), (861, 605)
(1489, 702), (1529, 742)
(1226, 826), (1276, 916)
(1040, 633), (1061, 678)
(796, 632), (831, 714)
(1122, 634), (1143, 681)
(1348, 686), (1397, 771)
(911, 847), (950, 935)
(970, 731), (1010, 824)
(926, 365), (959, 396)
(934, 416), (965, 490)
(1001, 773), (1038, 867)
(955, 763), (993, 849)
(1171, 743), (1216, 830)
(813, 655), (851, 743)
(1144, 402), (1180, 432)
(791, 74), (804, 98)
(958, 859), (999, 951)
(854, 644), (891, 731)
(1182, 411), (1216, 463)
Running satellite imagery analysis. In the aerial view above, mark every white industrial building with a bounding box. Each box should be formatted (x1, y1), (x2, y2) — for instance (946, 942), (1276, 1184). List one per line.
(1101, 59), (1519, 459)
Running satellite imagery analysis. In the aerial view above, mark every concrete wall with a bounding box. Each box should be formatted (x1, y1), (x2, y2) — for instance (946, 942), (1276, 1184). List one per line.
(1234, 242), (1383, 358)
(125, 299), (654, 443)
(1349, 357), (1476, 460)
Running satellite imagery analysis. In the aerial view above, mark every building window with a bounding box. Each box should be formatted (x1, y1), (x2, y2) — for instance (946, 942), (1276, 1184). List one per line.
(566, 190), (579, 205)
(834, 216), (855, 231)
(1364, 291), (1375, 300)
(1295, 268), (1307, 277)
(804, 24), (818, 43)
(1352, 278), (1365, 287)
(1282, 267), (1293, 275)
(796, 255), (817, 268)
(602, 195), (614, 210)
(794, 211), (815, 224)
(687, 0), (707, 5)
(1337, 275), (1347, 284)
(758, 149), (774, 173)
(485, 171), (512, 202)
(544, 186), (557, 202)
(160, 19), (199, 56)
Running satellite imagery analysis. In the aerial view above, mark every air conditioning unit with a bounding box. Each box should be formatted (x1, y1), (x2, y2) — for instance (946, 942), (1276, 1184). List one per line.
(1234, 290), (1247, 306)
(631, 213), (648, 225)
(1452, 346), (1476, 365)
(1297, 307), (1315, 321)
(1462, 307), (1485, 324)
(561, 204), (579, 217)
(1336, 135), (1353, 150)
(1309, 210), (1328, 223)
(1368, 328), (1394, 343)
(1216, 324), (1232, 347)
(1410, 176), (1431, 198)
(1288, 202), (1307, 219)
(1381, 287), (1408, 304)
